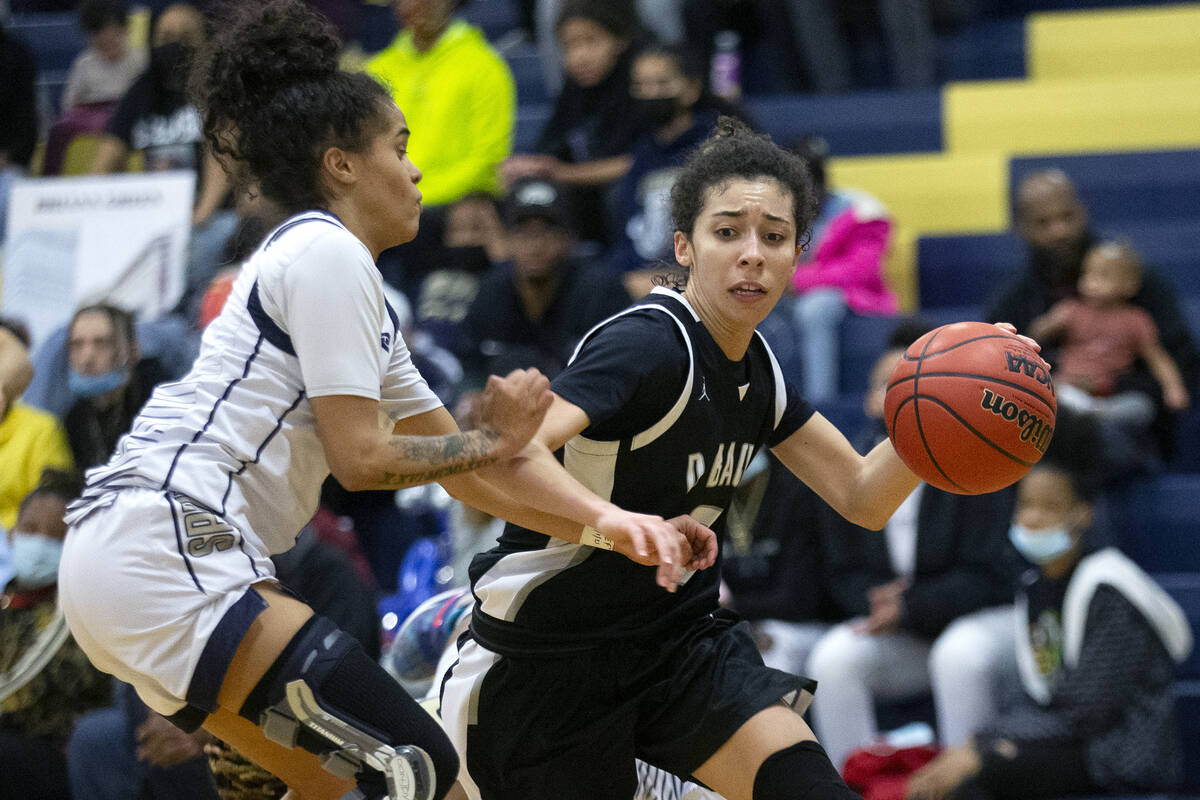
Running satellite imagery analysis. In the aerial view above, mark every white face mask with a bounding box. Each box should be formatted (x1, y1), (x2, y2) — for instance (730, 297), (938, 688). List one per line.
(1008, 523), (1074, 565)
(9, 532), (63, 589)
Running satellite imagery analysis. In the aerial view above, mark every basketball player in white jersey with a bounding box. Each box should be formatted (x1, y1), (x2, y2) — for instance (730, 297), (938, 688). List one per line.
(441, 118), (1041, 800)
(57, 4), (715, 800)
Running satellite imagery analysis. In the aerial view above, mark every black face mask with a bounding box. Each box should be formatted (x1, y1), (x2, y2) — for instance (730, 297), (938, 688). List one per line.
(632, 95), (682, 129)
(444, 245), (492, 274)
(150, 41), (194, 94)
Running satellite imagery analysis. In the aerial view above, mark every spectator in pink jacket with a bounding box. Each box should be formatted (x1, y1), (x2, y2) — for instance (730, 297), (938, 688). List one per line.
(789, 135), (897, 403)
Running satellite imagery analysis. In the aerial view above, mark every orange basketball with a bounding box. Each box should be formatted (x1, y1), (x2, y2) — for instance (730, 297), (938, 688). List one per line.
(884, 321), (1057, 494)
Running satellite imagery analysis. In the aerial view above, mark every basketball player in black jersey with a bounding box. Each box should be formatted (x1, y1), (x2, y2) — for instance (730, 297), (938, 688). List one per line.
(442, 119), (1039, 800)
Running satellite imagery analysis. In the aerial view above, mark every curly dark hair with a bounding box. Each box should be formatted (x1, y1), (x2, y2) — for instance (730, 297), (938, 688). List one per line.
(189, 0), (392, 214)
(670, 116), (818, 247)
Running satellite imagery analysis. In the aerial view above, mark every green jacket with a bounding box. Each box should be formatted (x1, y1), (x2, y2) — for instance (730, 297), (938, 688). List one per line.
(366, 20), (515, 206)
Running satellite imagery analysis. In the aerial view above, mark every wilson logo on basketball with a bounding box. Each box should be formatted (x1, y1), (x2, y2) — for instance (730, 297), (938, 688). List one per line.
(1004, 352), (1054, 393)
(980, 389), (1054, 453)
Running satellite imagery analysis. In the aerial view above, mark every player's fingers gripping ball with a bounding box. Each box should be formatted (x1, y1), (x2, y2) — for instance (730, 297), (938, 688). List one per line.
(885, 321), (1056, 494)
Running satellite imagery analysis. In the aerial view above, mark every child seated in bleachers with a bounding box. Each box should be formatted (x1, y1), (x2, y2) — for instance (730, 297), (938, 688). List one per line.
(1030, 240), (1191, 422)
(1029, 240), (1191, 474)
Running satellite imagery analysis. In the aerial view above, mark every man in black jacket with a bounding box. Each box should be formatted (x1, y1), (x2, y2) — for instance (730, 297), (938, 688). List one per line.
(457, 178), (631, 387)
(986, 169), (1198, 466)
(806, 343), (1025, 770)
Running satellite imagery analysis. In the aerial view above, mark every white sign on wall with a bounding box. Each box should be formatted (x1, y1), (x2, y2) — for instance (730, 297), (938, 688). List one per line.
(1, 171), (194, 348)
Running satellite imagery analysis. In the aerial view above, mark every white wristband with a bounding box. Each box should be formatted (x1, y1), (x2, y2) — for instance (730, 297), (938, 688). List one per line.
(579, 526), (614, 550)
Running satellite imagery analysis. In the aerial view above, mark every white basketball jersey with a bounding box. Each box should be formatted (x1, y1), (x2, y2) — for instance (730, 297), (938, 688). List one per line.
(68, 211), (442, 555)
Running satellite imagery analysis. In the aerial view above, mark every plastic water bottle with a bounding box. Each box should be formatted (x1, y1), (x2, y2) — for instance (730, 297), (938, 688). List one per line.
(710, 30), (742, 100)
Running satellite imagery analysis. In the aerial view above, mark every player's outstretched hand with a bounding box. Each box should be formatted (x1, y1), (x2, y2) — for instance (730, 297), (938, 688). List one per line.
(594, 510), (692, 592)
(478, 369), (553, 458)
(666, 514), (718, 571)
(993, 322), (1043, 354)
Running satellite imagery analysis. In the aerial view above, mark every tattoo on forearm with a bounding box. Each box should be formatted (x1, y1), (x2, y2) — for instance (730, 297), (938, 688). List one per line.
(377, 429), (501, 488)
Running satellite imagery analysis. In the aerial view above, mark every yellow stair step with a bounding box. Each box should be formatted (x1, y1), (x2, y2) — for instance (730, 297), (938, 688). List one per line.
(945, 75), (1200, 155)
(1028, 4), (1200, 80)
(828, 151), (1010, 237)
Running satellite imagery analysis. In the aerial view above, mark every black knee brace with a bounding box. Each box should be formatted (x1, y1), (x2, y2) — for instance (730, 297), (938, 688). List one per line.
(753, 740), (863, 800)
(239, 616), (459, 800)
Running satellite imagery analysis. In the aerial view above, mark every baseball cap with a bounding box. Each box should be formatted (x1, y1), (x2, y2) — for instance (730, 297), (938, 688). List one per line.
(504, 178), (573, 230)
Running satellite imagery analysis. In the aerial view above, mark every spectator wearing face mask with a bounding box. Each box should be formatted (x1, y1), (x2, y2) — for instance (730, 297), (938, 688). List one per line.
(89, 3), (238, 313)
(412, 192), (508, 356)
(1, 469), (111, 800)
(612, 43), (746, 298)
(64, 304), (170, 470)
(906, 447), (1192, 800)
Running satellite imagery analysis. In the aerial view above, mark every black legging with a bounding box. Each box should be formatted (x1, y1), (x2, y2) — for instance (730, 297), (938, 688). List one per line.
(948, 739), (1096, 800)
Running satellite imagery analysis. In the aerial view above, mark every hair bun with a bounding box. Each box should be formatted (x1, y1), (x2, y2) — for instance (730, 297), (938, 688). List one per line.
(192, 0), (340, 112)
(713, 115), (753, 141)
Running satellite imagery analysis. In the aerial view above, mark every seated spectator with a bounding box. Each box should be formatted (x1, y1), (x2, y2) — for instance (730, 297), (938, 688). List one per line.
(365, 0), (515, 208)
(1, 470), (112, 800)
(41, 0), (147, 176)
(65, 303), (171, 470)
(89, 3), (237, 310)
(529, 0), (685, 97)
(63, 0), (147, 110)
(988, 169), (1199, 465)
(503, 0), (646, 245)
(413, 192), (508, 355)
(612, 43), (745, 298)
(1030, 240), (1190, 473)
(0, 17), (36, 245)
(0, 319), (73, 535)
(458, 177), (631, 386)
(788, 134), (897, 404)
(806, 338), (1022, 770)
(905, 453), (1193, 800)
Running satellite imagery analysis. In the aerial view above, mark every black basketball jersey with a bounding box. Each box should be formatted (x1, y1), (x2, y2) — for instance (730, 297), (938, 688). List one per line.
(469, 287), (813, 655)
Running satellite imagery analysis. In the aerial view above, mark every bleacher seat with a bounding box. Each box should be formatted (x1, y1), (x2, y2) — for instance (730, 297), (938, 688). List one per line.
(505, 44), (549, 105)
(837, 313), (904, 396)
(1166, 575), (1200, 792)
(356, 2), (398, 55)
(1158, 573), (1200, 680)
(513, 104), (551, 153)
(1178, 682), (1200, 796)
(1011, 150), (1200, 228)
(830, 151), (1009, 235)
(916, 232), (1024, 308)
(1027, 4), (1200, 81)
(937, 18), (1025, 82)
(743, 90), (942, 158)
(461, 0), (519, 43)
(1102, 474), (1200, 573)
(916, 219), (1199, 310)
(9, 11), (85, 73)
(944, 74), (1200, 156)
